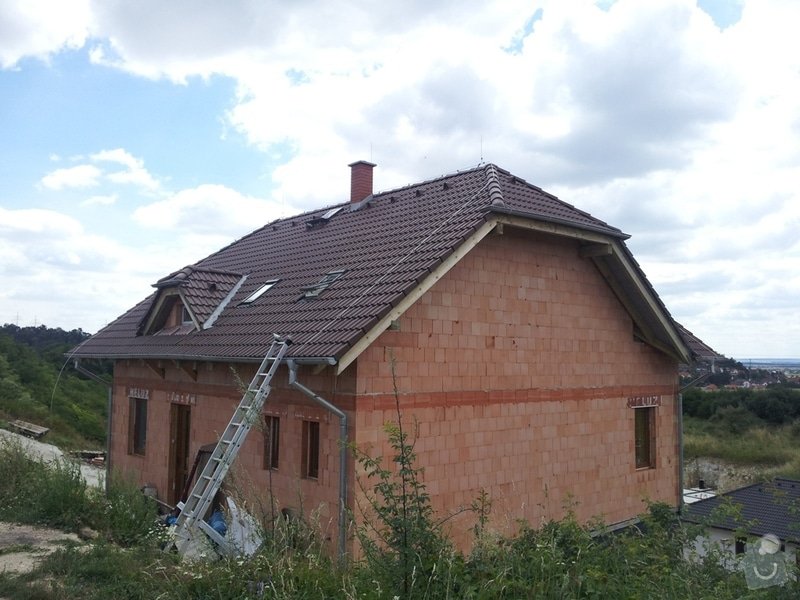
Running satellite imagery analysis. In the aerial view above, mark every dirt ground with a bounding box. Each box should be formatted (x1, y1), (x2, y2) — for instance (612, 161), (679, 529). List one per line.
(0, 522), (81, 575)
(0, 429), (101, 588)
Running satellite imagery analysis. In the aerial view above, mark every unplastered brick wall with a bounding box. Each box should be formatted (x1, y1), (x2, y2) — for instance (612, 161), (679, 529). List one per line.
(352, 229), (679, 548)
(357, 230), (675, 395)
(354, 394), (677, 550)
(110, 360), (356, 552)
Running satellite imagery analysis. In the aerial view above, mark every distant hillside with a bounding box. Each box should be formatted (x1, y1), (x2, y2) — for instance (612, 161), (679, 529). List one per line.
(682, 384), (800, 490)
(0, 324), (109, 449)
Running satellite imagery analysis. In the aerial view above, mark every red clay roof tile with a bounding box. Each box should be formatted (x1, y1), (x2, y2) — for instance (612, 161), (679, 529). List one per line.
(71, 164), (633, 362)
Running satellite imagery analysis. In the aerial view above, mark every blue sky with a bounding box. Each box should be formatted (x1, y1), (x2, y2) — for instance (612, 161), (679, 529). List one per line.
(1, 0), (799, 359)
(1, 50), (268, 239)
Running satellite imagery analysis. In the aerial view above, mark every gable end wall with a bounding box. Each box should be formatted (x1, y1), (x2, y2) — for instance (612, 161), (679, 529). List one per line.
(353, 229), (679, 548)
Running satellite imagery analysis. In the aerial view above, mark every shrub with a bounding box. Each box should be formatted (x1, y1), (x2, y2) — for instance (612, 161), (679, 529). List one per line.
(353, 404), (454, 598)
(710, 404), (761, 434)
(92, 472), (160, 546)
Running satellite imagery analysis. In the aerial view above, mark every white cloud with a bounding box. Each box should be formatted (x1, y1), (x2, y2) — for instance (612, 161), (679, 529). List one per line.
(0, 0), (90, 68)
(40, 164), (102, 190)
(90, 148), (141, 170)
(81, 194), (118, 207)
(40, 149), (160, 194)
(133, 184), (298, 236)
(0, 206), (195, 333)
(3, 0), (800, 356)
(91, 148), (161, 191)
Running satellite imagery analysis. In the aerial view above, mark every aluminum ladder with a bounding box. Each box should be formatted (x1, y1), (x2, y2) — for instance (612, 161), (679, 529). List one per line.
(173, 335), (291, 557)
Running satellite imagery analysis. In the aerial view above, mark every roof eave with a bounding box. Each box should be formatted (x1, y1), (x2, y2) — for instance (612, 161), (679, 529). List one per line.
(486, 204), (630, 240)
(69, 351), (337, 365)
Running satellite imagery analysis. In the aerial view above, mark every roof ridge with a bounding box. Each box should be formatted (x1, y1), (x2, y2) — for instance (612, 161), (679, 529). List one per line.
(371, 163), (487, 199)
(154, 264), (243, 288)
(484, 163), (505, 207)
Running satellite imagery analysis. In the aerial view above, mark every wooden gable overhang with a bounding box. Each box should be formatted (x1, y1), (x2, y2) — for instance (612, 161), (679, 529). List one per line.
(335, 206), (690, 373)
(477, 206), (690, 364)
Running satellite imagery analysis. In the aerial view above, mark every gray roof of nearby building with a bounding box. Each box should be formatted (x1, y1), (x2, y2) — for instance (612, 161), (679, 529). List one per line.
(683, 478), (800, 543)
(71, 163), (691, 365)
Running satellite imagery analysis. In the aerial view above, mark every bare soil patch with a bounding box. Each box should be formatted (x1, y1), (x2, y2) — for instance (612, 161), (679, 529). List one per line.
(0, 523), (80, 575)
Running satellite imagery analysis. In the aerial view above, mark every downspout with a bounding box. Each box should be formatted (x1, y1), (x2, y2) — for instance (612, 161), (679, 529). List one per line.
(73, 359), (113, 495)
(286, 359), (348, 561)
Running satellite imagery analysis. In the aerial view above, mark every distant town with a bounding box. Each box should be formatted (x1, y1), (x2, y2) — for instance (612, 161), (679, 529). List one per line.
(681, 357), (800, 390)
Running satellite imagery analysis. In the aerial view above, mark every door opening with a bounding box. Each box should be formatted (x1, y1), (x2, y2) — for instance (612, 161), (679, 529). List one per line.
(168, 404), (191, 506)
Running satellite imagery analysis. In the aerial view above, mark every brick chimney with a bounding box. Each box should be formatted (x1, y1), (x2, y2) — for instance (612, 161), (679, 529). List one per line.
(349, 160), (376, 203)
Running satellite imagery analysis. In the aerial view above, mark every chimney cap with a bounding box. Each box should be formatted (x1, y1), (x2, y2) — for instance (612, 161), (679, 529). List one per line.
(348, 160), (376, 168)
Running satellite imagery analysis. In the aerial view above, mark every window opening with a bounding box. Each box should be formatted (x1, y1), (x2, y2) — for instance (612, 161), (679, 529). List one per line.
(242, 279), (280, 304)
(301, 270), (345, 299)
(263, 415), (280, 470)
(302, 420), (320, 479)
(634, 406), (655, 469)
(129, 396), (148, 456)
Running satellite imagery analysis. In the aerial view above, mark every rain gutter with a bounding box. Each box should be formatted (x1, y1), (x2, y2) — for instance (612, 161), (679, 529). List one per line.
(286, 359), (348, 561)
(73, 358), (113, 495)
(71, 352), (337, 365)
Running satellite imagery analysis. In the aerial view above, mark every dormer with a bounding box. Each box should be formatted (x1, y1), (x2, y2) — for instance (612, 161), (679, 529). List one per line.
(139, 291), (197, 336)
(137, 266), (246, 336)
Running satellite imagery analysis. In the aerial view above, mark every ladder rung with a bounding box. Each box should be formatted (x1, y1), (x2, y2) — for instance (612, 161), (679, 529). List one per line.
(172, 339), (289, 554)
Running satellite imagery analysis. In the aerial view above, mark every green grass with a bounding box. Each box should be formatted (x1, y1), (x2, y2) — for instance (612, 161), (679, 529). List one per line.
(0, 544), (38, 556)
(2, 418), (800, 599)
(683, 415), (800, 496)
(684, 417), (800, 474)
(0, 436), (158, 541)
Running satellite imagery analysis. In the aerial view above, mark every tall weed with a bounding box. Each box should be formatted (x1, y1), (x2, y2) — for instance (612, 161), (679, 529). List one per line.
(352, 397), (455, 598)
(0, 436), (89, 529)
(95, 472), (160, 546)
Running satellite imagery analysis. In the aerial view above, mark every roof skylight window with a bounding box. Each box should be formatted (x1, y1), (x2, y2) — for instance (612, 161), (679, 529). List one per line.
(306, 206), (344, 229)
(242, 279), (280, 304)
(322, 206), (343, 219)
(301, 269), (345, 299)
